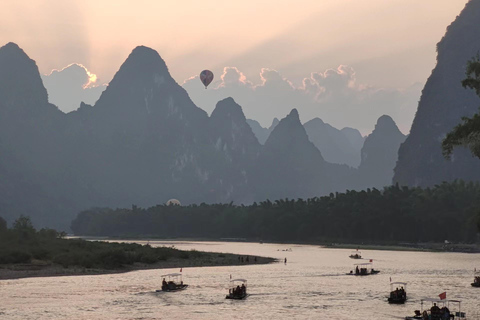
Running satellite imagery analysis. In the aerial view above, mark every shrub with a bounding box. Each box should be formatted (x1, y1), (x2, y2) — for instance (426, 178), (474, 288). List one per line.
(0, 250), (32, 264)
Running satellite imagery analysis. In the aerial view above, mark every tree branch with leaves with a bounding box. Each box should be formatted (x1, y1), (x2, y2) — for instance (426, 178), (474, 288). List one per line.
(442, 54), (480, 159)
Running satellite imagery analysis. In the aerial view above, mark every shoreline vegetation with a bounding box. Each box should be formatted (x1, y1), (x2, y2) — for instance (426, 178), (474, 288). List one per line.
(71, 181), (480, 245)
(0, 253), (275, 281)
(0, 216), (275, 281)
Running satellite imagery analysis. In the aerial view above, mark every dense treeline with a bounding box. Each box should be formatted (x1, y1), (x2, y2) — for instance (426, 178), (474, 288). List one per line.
(72, 181), (480, 243)
(0, 216), (206, 269)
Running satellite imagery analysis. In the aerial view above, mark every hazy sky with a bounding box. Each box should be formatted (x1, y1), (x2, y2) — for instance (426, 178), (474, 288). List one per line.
(0, 0), (469, 133)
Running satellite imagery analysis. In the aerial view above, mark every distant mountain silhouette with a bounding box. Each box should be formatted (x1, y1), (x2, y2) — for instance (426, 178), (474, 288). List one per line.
(359, 115), (406, 189)
(341, 127), (365, 154)
(246, 118), (279, 144)
(209, 97), (261, 202)
(251, 109), (331, 200)
(0, 42), (406, 230)
(394, 0), (480, 186)
(304, 118), (361, 167)
(68, 45), (216, 208)
(0, 43), (75, 227)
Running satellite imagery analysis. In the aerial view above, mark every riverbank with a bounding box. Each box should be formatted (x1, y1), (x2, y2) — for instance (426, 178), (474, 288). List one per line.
(0, 252), (275, 280)
(323, 242), (480, 253)
(97, 236), (480, 253)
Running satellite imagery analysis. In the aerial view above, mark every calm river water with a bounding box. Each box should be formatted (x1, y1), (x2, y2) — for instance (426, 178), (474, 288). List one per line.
(1, 241), (479, 319)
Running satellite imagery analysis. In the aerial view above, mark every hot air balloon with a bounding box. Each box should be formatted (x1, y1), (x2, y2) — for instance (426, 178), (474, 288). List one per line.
(200, 70), (214, 89)
(166, 199), (181, 206)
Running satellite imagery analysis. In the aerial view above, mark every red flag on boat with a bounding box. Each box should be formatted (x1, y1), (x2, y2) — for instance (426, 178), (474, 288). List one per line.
(439, 292), (446, 300)
(180, 268), (182, 272)
(369, 259), (373, 262)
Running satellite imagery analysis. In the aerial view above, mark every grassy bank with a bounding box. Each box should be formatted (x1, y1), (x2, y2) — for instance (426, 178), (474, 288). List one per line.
(0, 216), (275, 280)
(0, 249), (275, 280)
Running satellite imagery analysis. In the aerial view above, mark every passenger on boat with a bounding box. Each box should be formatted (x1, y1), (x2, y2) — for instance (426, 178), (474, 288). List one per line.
(162, 278), (167, 290)
(355, 266), (359, 275)
(430, 303), (440, 315)
(422, 310), (428, 319)
(236, 285), (241, 295)
(441, 306), (450, 318)
(241, 283), (246, 294)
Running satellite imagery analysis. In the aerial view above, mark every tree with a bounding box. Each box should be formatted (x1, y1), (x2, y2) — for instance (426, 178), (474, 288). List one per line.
(442, 56), (480, 232)
(13, 215), (35, 237)
(442, 55), (480, 159)
(0, 216), (6, 232)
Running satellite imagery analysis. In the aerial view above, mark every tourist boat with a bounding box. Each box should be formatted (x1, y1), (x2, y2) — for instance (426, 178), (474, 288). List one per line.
(156, 273), (188, 292)
(405, 298), (466, 319)
(226, 279), (248, 300)
(349, 249), (362, 259)
(388, 282), (407, 304)
(347, 262), (380, 276)
(471, 268), (480, 287)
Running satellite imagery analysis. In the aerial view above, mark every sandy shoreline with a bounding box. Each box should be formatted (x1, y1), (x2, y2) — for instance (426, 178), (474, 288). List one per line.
(0, 254), (276, 281)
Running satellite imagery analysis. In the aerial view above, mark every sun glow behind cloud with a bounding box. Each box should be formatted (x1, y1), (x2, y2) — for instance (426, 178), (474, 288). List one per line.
(46, 63), (98, 89)
(84, 69), (97, 89)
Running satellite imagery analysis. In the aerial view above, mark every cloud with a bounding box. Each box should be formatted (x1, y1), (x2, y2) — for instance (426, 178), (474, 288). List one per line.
(183, 65), (421, 135)
(42, 64), (107, 113)
(310, 65), (356, 95)
(219, 67), (251, 88)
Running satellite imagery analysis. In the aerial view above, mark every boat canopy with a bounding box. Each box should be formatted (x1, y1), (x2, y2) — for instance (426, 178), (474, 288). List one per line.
(230, 279), (247, 283)
(161, 273), (182, 277)
(354, 262), (372, 266)
(421, 298), (461, 303)
(391, 282), (407, 286)
(421, 298), (443, 302)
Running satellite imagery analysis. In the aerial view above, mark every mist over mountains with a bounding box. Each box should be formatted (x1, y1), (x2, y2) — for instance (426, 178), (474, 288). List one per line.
(0, 42), (409, 230)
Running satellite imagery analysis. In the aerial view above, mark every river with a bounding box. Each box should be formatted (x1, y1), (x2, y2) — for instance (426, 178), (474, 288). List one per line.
(1, 241), (479, 319)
